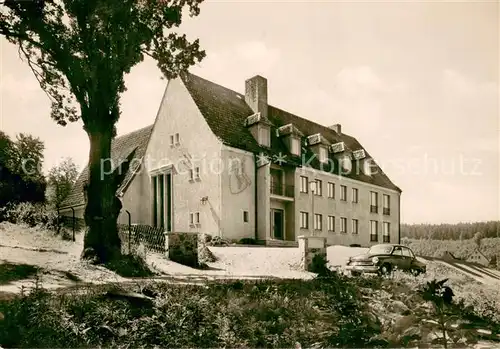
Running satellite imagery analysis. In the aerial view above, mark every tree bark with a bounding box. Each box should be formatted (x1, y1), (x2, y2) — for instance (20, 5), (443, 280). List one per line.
(82, 126), (121, 263)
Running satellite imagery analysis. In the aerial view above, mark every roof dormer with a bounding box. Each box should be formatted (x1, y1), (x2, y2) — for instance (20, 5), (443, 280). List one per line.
(244, 112), (273, 147)
(277, 123), (304, 156)
(307, 133), (330, 163)
(330, 141), (354, 174)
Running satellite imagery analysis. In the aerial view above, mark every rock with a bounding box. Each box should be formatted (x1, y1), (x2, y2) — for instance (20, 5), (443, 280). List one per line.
(366, 311), (382, 332)
(393, 315), (418, 335)
(103, 289), (154, 308)
(389, 300), (409, 314)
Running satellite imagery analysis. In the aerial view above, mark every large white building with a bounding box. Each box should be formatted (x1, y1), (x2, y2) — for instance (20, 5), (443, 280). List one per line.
(62, 73), (402, 247)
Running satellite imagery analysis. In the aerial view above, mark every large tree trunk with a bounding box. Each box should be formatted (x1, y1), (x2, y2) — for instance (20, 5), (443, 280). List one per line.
(82, 126), (121, 263)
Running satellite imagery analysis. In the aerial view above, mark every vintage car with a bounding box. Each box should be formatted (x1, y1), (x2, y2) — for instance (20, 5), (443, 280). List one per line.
(345, 243), (426, 276)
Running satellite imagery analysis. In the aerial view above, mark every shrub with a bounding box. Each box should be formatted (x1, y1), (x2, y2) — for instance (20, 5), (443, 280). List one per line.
(310, 253), (336, 278)
(208, 236), (231, 246)
(238, 237), (258, 245)
(0, 202), (58, 229)
(105, 254), (154, 278)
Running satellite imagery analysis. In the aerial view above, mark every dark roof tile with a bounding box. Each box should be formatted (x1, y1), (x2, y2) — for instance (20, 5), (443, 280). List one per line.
(182, 72), (400, 192)
(61, 125), (154, 208)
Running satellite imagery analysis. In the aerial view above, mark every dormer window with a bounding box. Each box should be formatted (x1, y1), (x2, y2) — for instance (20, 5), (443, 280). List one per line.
(291, 137), (300, 155)
(277, 124), (304, 156)
(319, 147), (328, 163)
(259, 126), (270, 147)
(245, 112), (273, 148)
(342, 155), (352, 173)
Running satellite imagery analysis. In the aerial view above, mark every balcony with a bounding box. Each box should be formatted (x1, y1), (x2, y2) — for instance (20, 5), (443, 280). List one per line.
(383, 207), (390, 215)
(370, 205), (378, 213)
(270, 184), (295, 198)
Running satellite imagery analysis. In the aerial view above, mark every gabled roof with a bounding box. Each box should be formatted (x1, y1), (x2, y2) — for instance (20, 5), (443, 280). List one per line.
(61, 125), (154, 209)
(182, 72), (401, 192)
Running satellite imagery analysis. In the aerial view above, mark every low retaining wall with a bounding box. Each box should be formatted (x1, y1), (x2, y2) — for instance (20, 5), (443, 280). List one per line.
(165, 232), (199, 268)
(298, 235), (327, 272)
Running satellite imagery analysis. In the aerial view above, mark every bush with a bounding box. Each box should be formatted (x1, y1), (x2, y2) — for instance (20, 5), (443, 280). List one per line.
(208, 236), (231, 246)
(0, 202), (58, 229)
(310, 253), (336, 278)
(105, 254), (154, 278)
(238, 238), (258, 245)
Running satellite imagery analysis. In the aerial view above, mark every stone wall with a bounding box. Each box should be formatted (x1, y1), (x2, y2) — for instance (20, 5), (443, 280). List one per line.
(165, 232), (199, 268)
(298, 235), (327, 272)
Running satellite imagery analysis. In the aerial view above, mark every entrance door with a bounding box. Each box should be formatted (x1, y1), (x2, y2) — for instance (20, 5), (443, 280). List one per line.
(272, 209), (284, 240)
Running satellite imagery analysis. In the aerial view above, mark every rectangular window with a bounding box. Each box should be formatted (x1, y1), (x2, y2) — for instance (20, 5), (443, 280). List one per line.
(243, 211), (249, 223)
(328, 182), (335, 199)
(194, 166), (200, 180)
(370, 191), (378, 213)
(340, 185), (347, 201)
(300, 211), (309, 229)
(175, 133), (180, 145)
(153, 176), (158, 226)
(340, 217), (347, 233)
(189, 213), (194, 225)
(159, 174), (164, 228)
(189, 169), (194, 181)
(259, 127), (270, 147)
(314, 179), (322, 196)
(195, 212), (200, 225)
(328, 215), (335, 232)
(370, 220), (378, 242)
(291, 137), (300, 155)
(352, 219), (359, 234)
(300, 176), (308, 193)
(383, 194), (390, 215)
(352, 188), (358, 203)
(383, 222), (390, 243)
(314, 214), (322, 230)
(170, 135), (174, 146)
(152, 175), (165, 228)
(319, 147), (328, 163)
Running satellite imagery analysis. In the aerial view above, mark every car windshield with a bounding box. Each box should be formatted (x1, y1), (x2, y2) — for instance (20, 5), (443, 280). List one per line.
(368, 245), (393, 255)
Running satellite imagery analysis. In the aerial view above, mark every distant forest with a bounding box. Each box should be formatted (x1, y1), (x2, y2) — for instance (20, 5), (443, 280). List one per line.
(401, 221), (500, 240)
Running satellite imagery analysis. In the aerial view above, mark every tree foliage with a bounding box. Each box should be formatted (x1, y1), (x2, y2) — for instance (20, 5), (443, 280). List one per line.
(47, 157), (78, 209)
(0, 0), (205, 263)
(0, 131), (46, 206)
(402, 221), (500, 240)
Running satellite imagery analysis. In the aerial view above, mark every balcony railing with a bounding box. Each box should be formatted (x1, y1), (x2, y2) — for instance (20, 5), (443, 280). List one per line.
(370, 205), (378, 213)
(370, 234), (378, 242)
(383, 235), (390, 243)
(270, 184), (295, 198)
(383, 207), (390, 215)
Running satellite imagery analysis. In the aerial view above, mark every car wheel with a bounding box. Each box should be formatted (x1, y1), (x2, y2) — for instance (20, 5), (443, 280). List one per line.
(378, 263), (392, 276)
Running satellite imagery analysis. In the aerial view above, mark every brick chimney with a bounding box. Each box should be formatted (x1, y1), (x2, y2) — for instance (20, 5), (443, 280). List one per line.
(245, 75), (268, 119)
(328, 124), (341, 135)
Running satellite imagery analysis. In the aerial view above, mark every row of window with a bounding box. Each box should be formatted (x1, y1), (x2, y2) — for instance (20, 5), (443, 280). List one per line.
(300, 176), (391, 213)
(299, 212), (390, 240)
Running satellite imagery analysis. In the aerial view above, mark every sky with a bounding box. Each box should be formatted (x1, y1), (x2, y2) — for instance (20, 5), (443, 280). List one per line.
(0, 0), (498, 224)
